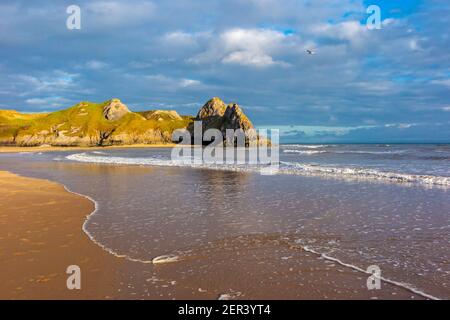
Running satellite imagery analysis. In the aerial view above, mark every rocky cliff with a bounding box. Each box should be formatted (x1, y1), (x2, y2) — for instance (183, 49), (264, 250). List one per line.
(191, 97), (267, 146)
(0, 97), (268, 147)
(102, 98), (130, 120)
(0, 99), (191, 146)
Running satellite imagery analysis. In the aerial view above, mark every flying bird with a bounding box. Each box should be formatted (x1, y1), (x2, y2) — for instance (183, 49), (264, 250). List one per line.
(305, 49), (315, 55)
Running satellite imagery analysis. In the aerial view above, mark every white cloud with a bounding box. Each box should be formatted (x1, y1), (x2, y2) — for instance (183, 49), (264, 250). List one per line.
(13, 70), (80, 94)
(26, 96), (71, 108)
(0, 0), (448, 137)
(189, 28), (292, 67)
(431, 79), (450, 87)
(409, 38), (421, 51)
(164, 31), (196, 45)
(180, 79), (201, 87)
(222, 51), (278, 67)
(141, 74), (203, 89)
(382, 18), (396, 27)
(162, 31), (211, 48)
(309, 21), (368, 47)
(86, 1), (156, 27)
(385, 123), (416, 129)
(351, 80), (397, 93)
(85, 60), (109, 70)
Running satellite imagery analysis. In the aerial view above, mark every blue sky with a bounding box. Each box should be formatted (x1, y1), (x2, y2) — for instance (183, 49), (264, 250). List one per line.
(0, 0), (449, 142)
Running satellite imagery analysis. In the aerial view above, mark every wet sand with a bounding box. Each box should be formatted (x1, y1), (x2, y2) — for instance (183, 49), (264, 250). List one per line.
(0, 166), (429, 299)
(0, 170), (123, 299)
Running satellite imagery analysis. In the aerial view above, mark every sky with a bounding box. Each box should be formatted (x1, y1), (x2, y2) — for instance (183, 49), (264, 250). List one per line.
(0, 0), (449, 143)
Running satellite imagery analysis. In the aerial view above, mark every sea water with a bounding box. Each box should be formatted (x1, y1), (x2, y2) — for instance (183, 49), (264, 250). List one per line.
(1, 144), (449, 299)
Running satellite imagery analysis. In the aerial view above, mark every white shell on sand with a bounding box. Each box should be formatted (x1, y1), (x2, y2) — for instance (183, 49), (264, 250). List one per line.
(152, 254), (181, 264)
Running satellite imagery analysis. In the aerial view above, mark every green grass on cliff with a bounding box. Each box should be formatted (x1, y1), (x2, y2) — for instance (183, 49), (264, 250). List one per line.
(0, 100), (193, 144)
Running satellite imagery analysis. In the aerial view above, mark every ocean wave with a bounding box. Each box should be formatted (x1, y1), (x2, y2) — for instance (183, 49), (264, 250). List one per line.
(65, 153), (450, 187)
(332, 150), (408, 155)
(332, 150), (407, 154)
(282, 147), (409, 155)
(279, 162), (450, 187)
(282, 144), (327, 149)
(67, 152), (192, 167)
(283, 149), (326, 155)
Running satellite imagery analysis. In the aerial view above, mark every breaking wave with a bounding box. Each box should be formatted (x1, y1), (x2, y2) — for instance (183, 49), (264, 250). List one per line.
(280, 161), (450, 187)
(282, 144), (327, 149)
(282, 148), (408, 156)
(283, 149), (327, 155)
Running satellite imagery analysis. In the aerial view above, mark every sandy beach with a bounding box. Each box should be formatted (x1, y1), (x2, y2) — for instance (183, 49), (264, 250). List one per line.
(0, 150), (439, 299)
(1, 0), (448, 305)
(0, 170), (123, 299)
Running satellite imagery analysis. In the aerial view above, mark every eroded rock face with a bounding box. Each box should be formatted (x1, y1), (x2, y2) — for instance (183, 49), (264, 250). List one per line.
(103, 99), (130, 121)
(197, 97), (228, 119)
(0, 97), (267, 147)
(221, 103), (258, 145)
(221, 103), (253, 131)
(190, 97), (265, 146)
(141, 110), (182, 121)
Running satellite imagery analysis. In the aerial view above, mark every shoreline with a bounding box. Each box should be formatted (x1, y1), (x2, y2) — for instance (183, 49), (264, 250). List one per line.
(0, 143), (177, 154)
(0, 170), (124, 299)
(0, 165), (439, 299)
(68, 184), (156, 265)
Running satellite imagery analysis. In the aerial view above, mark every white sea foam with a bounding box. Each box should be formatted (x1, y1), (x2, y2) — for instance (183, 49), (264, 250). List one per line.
(66, 152), (450, 187)
(67, 152), (184, 167)
(279, 162), (450, 187)
(283, 149), (326, 155)
(282, 144), (327, 149)
(283, 148), (407, 155)
(332, 150), (407, 155)
(61, 184), (156, 264)
(297, 243), (440, 300)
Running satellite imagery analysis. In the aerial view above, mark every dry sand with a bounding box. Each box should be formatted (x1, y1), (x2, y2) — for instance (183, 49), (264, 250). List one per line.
(0, 170), (123, 299)
(0, 144), (177, 154)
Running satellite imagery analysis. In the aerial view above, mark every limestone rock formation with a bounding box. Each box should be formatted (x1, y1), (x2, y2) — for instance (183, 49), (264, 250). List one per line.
(191, 97), (266, 146)
(196, 97), (228, 119)
(139, 110), (182, 121)
(103, 98), (130, 121)
(0, 97), (267, 147)
(221, 103), (254, 132)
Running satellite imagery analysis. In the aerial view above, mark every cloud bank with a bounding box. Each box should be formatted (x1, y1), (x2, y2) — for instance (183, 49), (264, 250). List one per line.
(0, 0), (449, 142)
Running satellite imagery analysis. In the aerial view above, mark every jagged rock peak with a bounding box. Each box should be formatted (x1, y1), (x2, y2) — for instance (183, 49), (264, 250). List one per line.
(103, 98), (130, 121)
(222, 103), (254, 131)
(196, 97), (228, 119)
